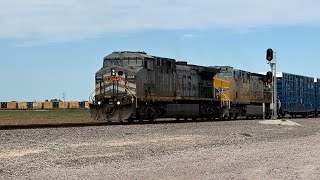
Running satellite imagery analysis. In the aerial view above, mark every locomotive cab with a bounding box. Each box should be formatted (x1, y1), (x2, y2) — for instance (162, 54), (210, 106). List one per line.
(90, 51), (153, 122)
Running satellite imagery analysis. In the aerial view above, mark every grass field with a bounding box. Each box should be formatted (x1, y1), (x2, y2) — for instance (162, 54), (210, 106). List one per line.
(0, 110), (94, 125)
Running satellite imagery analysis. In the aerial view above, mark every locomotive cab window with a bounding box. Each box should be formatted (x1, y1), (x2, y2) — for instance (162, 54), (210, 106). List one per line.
(122, 58), (143, 67)
(122, 59), (129, 67)
(103, 59), (120, 67)
(147, 60), (154, 70)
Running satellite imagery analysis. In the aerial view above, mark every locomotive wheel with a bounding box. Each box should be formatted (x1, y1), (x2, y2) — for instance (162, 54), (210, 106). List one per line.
(234, 113), (239, 120)
(206, 107), (215, 120)
(138, 117), (144, 123)
(145, 106), (158, 122)
(127, 117), (134, 123)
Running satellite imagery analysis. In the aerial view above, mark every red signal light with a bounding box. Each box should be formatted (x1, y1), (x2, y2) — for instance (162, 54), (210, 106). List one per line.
(266, 71), (273, 84)
(266, 49), (274, 61)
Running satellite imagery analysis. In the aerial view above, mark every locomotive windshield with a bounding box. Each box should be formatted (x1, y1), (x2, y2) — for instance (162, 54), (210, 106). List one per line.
(122, 58), (143, 67)
(216, 72), (233, 79)
(103, 59), (120, 67)
(103, 58), (143, 68)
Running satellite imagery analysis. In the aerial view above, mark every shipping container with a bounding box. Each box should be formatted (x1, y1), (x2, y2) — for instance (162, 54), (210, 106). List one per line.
(43, 102), (53, 109)
(33, 102), (43, 109)
(277, 72), (316, 116)
(0, 102), (7, 109)
(18, 102), (28, 109)
(27, 102), (33, 109)
(79, 102), (85, 109)
(316, 79), (320, 111)
(59, 102), (69, 109)
(7, 102), (17, 109)
(52, 102), (59, 109)
(69, 102), (79, 109)
(84, 101), (90, 109)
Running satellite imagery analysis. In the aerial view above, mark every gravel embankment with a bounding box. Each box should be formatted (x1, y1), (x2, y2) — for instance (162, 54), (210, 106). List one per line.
(1, 118), (320, 179)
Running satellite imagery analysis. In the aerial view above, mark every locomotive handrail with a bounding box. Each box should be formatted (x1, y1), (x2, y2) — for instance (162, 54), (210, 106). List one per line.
(220, 90), (231, 109)
(119, 82), (138, 107)
(89, 89), (96, 102)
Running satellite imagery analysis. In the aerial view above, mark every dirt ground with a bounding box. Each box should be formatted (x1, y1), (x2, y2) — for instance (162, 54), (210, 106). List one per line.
(0, 110), (92, 125)
(1, 118), (320, 179)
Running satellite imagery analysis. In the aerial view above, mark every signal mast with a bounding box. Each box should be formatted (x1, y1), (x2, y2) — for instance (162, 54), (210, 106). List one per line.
(266, 48), (277, 119)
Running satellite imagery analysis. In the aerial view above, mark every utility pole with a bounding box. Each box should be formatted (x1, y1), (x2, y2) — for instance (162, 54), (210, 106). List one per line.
(63, 92), (66, 110)
(266, 48), (277, 119)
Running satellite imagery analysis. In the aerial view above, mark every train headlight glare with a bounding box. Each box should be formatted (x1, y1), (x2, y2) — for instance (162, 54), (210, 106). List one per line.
(117, 101), (121, 105)
(111, 69), (116, 76)
(98, 101), (102, 105)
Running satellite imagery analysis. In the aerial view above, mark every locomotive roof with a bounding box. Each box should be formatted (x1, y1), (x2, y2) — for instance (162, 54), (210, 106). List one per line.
(104, 51), (154, 59)
(104, 51), (178, 62)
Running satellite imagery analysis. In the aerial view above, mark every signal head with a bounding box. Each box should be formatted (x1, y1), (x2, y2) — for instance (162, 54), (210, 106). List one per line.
(266, 48), (274, 61)
(266, 71), (273, 84)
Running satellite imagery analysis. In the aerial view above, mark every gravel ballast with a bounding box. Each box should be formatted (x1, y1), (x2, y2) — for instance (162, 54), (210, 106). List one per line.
(1, 118), (320, 179)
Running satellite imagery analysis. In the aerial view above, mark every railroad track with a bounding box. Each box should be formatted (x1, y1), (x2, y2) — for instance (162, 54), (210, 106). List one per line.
(0, 115), (314, 130)
(0, 118), (229, 130)
(0, 122), (119, 130)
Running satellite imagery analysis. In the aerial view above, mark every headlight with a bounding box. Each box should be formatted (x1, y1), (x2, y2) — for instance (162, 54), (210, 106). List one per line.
(98, 101), (102, 105)
(111, 69), (116, 76)
(116, 101), (121, 105)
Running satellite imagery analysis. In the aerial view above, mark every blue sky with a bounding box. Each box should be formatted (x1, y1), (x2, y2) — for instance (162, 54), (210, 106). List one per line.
(1, 0), (320, 101)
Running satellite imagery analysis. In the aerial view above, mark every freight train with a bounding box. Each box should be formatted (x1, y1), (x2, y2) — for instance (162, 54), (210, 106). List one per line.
(0, 101), (90, 110)
(90, 51), (276, 122)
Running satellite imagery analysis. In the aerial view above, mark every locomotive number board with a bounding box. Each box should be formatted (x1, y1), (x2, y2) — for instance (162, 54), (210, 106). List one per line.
(106, 76), (121, 81)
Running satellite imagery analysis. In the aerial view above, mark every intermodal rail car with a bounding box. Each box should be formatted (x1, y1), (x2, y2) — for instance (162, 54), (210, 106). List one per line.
(277, 72), (319, 117)
(0, 101), (90, 110)
(90, 51), (275, 122)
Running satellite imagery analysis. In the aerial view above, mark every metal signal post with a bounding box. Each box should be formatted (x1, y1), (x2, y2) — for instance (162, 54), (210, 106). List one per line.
(266, 49), (277, 119)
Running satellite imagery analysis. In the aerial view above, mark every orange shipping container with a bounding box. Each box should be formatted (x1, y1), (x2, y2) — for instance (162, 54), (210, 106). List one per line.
(18, 102), (27, 109)
(59, 102), (69, 109)
(33, 102), (43, 109)
(84, 101), (90, 109)
(43, 102), (53, 109)
(69, 102), (79, 109)
(7, 102), (17, 109)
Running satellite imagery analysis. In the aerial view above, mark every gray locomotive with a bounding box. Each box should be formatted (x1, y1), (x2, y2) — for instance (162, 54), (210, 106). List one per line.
(90, 51), (272, 122)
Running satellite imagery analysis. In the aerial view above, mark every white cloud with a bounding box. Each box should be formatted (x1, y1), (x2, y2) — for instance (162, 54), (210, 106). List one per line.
(1, 0), (320, 44)
(183, 34), (195, 38)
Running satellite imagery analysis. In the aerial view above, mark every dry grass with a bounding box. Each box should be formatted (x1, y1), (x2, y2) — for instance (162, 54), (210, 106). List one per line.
(0, 109), (93, 125)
